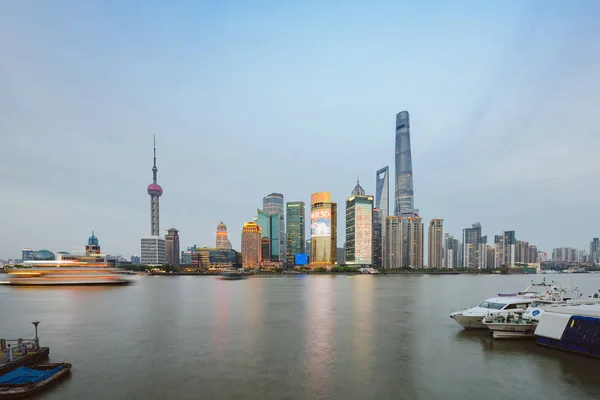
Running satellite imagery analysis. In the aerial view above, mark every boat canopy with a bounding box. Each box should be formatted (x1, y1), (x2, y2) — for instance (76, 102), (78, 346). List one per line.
(0, 366), (63, 385)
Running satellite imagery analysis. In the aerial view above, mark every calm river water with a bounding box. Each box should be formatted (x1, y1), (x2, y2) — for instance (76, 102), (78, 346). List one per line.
(2, 274), (600, 400)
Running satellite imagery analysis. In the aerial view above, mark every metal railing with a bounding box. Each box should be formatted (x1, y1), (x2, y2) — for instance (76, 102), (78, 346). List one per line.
(0, 338), (41, 363)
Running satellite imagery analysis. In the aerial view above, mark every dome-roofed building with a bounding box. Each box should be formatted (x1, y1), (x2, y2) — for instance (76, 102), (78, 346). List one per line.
(34, 249), (55, 261)
(216, 222), (231, 249)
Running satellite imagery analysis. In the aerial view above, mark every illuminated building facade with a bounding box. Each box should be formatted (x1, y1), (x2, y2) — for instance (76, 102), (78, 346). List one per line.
(385, 216), (403, 269)
(310, 192), (337, 267)
(165, 228), (180, 266)
(263, 193), (285, 262)
(428, 219), (443, 269)
(345, 180), (373, 265)
(406, 217), (424, 268)
(286, 201), (305, 266)
(216, 222), (231, 249)
(191, 247), (237, 270)
(242, 222), (262, 269)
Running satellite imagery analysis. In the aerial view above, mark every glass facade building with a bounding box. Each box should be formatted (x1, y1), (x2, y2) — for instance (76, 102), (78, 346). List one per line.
(256, 209), (279, 262)
(263, 193), (285, 262)
(375, 166), (389, 267)
(286, 201), (305, 266)
(394, 111), (415, 215)
(372, 209), (383, 268)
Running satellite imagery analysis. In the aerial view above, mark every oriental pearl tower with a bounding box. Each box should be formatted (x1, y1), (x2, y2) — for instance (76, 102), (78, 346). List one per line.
(148, 136), (163, 236)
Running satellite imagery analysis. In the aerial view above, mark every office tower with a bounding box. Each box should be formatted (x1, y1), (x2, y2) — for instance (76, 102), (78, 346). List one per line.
(372, 208), (383, 268)
(130, 255), (141, 265)
(165, 228), (180, 266)
(141, 237), (166, 265)
(242, 222), (262, 269)
(385, 216), (403, 269)
(428, 219), (443, 269)
(305, 239), (311, 262)
(85, 231), (101, 256)
(141, 136), (165, 264)
(310, 192), (337, 266)
(261, 238), (270, 262)
(406, 217), (424, 268)
(286, 202), (305, 266)
(394, 111), (415, 215)
(216, 222), (231, 249)
(479, 235), (488, 269)
(376, 166), (389, 265)
(257, 209), (280, 262)
(345, 180), (374, 266)
(590, 239), (598, 263)
(503, 231), (516, 266)
(515, 240), (529, 264)
(462, 222), (482, 269)
(443, 234), (458, 269)
(263, 193), (285, 262)
(21, 248), (36, 261)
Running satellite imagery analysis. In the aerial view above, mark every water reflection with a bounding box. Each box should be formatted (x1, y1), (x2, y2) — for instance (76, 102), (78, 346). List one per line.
(351, 276), (374, 384)
(211, 279), (231, 364)
(305, 277), (334, 399)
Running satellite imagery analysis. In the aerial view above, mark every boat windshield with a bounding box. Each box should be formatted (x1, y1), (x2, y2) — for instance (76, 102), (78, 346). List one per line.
(478, 301), (506, 310)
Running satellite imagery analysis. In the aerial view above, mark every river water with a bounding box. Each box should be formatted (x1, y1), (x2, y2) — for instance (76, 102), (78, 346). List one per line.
(2, 274), (600, 400)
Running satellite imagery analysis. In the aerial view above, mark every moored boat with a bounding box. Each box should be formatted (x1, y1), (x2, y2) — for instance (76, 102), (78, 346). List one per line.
(218, 270), (247, 280)
(450, 296), (536, 329)
(482, 309), (535, 339)
(0, 363), (71, 398)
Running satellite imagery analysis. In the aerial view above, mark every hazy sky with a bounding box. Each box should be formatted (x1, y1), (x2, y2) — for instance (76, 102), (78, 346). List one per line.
(2, 0), (599, 259)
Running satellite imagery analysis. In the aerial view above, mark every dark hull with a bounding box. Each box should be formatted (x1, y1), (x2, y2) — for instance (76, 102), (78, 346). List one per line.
(0, 363), (71, 399)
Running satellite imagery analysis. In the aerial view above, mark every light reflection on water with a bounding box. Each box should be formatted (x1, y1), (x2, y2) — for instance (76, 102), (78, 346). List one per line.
(2, 274), (600, 400)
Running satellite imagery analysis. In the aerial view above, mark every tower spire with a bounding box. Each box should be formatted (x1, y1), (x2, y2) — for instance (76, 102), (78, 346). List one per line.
(152, 135), (158, 184)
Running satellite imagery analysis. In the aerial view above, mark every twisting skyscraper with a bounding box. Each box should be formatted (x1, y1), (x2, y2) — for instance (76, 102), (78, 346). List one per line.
(394, 111), (415, 215)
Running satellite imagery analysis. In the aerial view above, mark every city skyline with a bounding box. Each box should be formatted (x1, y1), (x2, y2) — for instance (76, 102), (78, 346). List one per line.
(2, 2), (600, 258)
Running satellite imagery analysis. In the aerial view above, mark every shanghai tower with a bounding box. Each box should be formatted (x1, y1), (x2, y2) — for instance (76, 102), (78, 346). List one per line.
(394, 111), (415, 215)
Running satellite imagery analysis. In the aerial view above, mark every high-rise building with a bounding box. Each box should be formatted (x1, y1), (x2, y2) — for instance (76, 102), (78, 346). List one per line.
(487, 246), (496, 269)
(337, 247), (346, 265)
(428, 219), (443, 269)
(242, 222), (262, 269)
(591, 238), (600, 264)
(503, 231), (516, 266)
(285, 202), (305, 266)
(462, 223), (482, 269)
(394, 111), (415, 215)
(256, 209), (280, 262)
(261, 237), (270, 262)
(385, 216), (403, 269)
(406, 217), (424, 268)
(141, 136), (165, 265)
(21, 248), (36, 262)
(141, 236), (166, 265)
(165, 228), (180, 266)
(310, 192), (337, 267)
(130, 255), (141, 265)
(305, 239), (311, 262)
(376, 166), (389, 266)
(86, 231), (101, 256)
(263, 193), (285, 262)
(216, 222), (231, 249)
(494, 234), (504, 268)
(372, 208), (383, 268)
(443, 234), (458, 269)
(345, 180), (374, 266)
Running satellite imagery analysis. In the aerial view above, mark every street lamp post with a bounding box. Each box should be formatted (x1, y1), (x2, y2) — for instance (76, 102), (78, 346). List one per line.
(31, 321), (40, 350)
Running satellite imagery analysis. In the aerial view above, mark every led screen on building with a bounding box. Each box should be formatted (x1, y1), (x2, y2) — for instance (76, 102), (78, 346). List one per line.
(355, 202), (372, 264)
(310, 209), (331, 237)
(295, 254), (308, 265)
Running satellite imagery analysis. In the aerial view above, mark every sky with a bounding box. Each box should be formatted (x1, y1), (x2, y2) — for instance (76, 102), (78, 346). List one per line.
(1, 0), (600, 259)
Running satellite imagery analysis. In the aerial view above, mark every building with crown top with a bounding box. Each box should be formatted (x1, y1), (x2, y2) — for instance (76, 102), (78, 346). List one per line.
(216, 222), (231, 249)
(345, 179), (374, 266)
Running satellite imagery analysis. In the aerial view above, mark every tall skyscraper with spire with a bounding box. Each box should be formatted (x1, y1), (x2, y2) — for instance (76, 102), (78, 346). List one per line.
(147, 135), (163, 236)
(375, 166), (389, 268)
(394, 111), (416, 215)
(141, 136), (166, 266)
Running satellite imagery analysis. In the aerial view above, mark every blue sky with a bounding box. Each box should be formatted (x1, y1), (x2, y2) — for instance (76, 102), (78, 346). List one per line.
(1, 0), (599, 259)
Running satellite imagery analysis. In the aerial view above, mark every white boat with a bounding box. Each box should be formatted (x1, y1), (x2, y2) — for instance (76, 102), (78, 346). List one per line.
(482, 285), (583, 339)
(450, 296), (536, 329)
(1, 266), (131, 286)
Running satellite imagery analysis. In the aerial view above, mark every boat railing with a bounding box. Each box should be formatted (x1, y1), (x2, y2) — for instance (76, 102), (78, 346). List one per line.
(0, 338), (40, 362)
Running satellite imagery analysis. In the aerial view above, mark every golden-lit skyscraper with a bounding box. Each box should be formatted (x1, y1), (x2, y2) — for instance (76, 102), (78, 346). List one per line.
(310, 192), (337, 267)
(406, 217), (424, 268)
(428, 219), (443, 269)
(241, 222), (262, 269)
(385, 216), (403, 269)
(216, 222), (231, 249)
